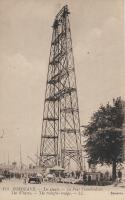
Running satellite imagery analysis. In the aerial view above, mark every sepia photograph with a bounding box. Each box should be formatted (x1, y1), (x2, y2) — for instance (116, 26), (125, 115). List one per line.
(0, 0), (124, 199)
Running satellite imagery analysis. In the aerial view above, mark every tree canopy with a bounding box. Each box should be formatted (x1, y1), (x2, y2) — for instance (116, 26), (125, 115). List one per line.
(84, 97), (125, 180)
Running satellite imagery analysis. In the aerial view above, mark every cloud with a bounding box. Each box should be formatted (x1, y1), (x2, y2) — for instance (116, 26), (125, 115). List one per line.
(74, 16), (123, 125)
(7, 53), (32, 70)
(76, 17), (121, 59)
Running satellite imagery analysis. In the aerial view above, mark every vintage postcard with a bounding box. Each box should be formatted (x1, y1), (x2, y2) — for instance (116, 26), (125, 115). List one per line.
(0, 0), (124, 200)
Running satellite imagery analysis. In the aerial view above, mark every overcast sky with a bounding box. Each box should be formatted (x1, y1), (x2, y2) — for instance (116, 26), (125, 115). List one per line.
(0, 0), (124, 165)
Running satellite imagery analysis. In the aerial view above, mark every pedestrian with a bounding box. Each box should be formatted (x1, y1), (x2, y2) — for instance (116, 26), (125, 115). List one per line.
(88, 175), (91, 185)
(83, 172), (87, 184)
(104, 171), (109, 181)
(96, 174), (99, 185)
(24, 176), (27, 184)
(118, 170), (122, 183)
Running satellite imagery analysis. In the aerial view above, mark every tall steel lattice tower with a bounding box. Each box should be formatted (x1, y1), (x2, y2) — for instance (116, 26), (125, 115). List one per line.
(40, 5), (82, 171)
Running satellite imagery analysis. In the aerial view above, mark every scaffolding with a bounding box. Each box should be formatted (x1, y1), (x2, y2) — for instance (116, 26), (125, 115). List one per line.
(39, 5), (82, 171)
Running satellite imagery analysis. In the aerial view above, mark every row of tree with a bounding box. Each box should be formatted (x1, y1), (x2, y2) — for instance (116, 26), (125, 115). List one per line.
(84, 97), (125, 181)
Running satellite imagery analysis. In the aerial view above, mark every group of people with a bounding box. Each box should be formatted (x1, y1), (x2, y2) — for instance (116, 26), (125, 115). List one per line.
(83, 170), (123, 185)
(22, 169), (123, 185)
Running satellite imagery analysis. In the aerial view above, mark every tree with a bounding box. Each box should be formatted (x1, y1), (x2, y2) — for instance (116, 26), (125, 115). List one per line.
(84, 97), (125, 181)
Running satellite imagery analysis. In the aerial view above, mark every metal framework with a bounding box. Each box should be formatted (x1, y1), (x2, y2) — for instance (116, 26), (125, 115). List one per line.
(39, 5), (82, 170)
